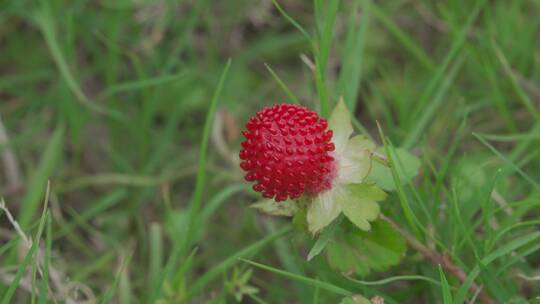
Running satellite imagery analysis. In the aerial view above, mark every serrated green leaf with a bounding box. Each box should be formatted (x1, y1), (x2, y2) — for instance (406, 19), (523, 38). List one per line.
(306, 183), (385, 234)
(329, 98), (353, 154)
(339, 295), (371, 304)
(340, 198), (379, 231)
(327, 238), (370, 275)
(367, 148), (420, 191)
(326, 220), (406, 276)
(251, 199), (298, 217)
(340, 184), (384, 231)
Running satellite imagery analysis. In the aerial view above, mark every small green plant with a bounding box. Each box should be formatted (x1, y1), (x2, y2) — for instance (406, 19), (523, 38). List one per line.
(239, 99), (420, 299)
(224, 267), (259, 303)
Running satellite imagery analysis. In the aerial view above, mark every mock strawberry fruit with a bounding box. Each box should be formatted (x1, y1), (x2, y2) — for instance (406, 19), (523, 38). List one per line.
(245, 100), (384, 234)
(239, 104), (336, 202)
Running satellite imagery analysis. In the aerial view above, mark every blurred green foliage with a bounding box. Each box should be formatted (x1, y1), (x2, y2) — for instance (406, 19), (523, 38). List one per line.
(0, 0), (539, 303)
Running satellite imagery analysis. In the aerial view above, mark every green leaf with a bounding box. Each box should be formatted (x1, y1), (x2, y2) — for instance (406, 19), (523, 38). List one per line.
(307, 215), (343, 261)
(339, 295), (371, 304)
(337, 135), (375, 184)
(327, 237), (370, 275)
(454, 231), (540, 304)
(306, 182), (385, 234)
(340, 184), (385, 231)
(264, 63), (300, 105)
(451, 156), (488, 202)
(326, 220), (406, 276)
(439, 266), (453, 304)
(329, 98), (353, 153)
(347, 183), (387, 201)
(19, 125), (64, 229)
(367, 148), (420, 191)
(337, 0), (371, 113)
(188, 226), (292, 298)
(307, 189), (343, 234)
(241, 259), (352, 296)
(251, 199), (298, 217)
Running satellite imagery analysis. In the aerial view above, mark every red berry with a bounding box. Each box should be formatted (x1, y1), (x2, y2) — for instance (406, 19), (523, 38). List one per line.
(239, 104), (336, 202)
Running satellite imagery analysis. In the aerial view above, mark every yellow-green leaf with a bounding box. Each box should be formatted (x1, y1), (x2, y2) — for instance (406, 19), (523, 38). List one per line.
(307, 189), (343, 234)
(328, 98), (353, 154)
(338, 135), (375, 184)
(339, 184), (385, 231)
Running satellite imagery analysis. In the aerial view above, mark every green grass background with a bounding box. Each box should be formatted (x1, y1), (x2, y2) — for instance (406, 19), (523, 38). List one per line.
(1, 0), (539, 303)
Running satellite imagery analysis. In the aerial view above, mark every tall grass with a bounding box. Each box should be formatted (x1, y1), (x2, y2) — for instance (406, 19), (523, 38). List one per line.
(0, 0), (539, 302)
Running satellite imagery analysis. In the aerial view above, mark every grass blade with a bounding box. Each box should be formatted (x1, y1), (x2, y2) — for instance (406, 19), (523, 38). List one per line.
(264, 63), (300, 105)
(346, 274), (441, 287)
(402, 0), (487, 148)
(55, 189), (128, 239)
(18, 126), (63, 230)
(241, 258), (352, 296)
(31, 183), (51, 303)
(439, 266), (453, 304)
(493, 44), (538, 119)
(371, 4), (434, 71)
(37, 213), (52, 304)
(148, 59), (232, 302)
(188, 226), (292, 298)
(402, 57), (463, 149)
(307, 215), (342, 261)
(35, 2), (123, 120)
(313, 0), (339, 117)
(271, 0), (313, 45)
(338, 0), (371, 112)
(187, 59), (232, 221)
(147, 223), (163, 302)
(317, 0), (339, 74)
(454, 231), (540, 303)
(1, 205), (49, 304)
(376, 123), (420, 235)
(100, 71), (189, 98)
(472, 132), (539, 190)
(193, 184), (248, 241)
(99, 252), (133, 304)
(1, 233), (39, 303)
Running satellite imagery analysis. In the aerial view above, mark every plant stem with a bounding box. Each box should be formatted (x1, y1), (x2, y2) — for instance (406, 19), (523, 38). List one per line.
(380, 215), (496, 304)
